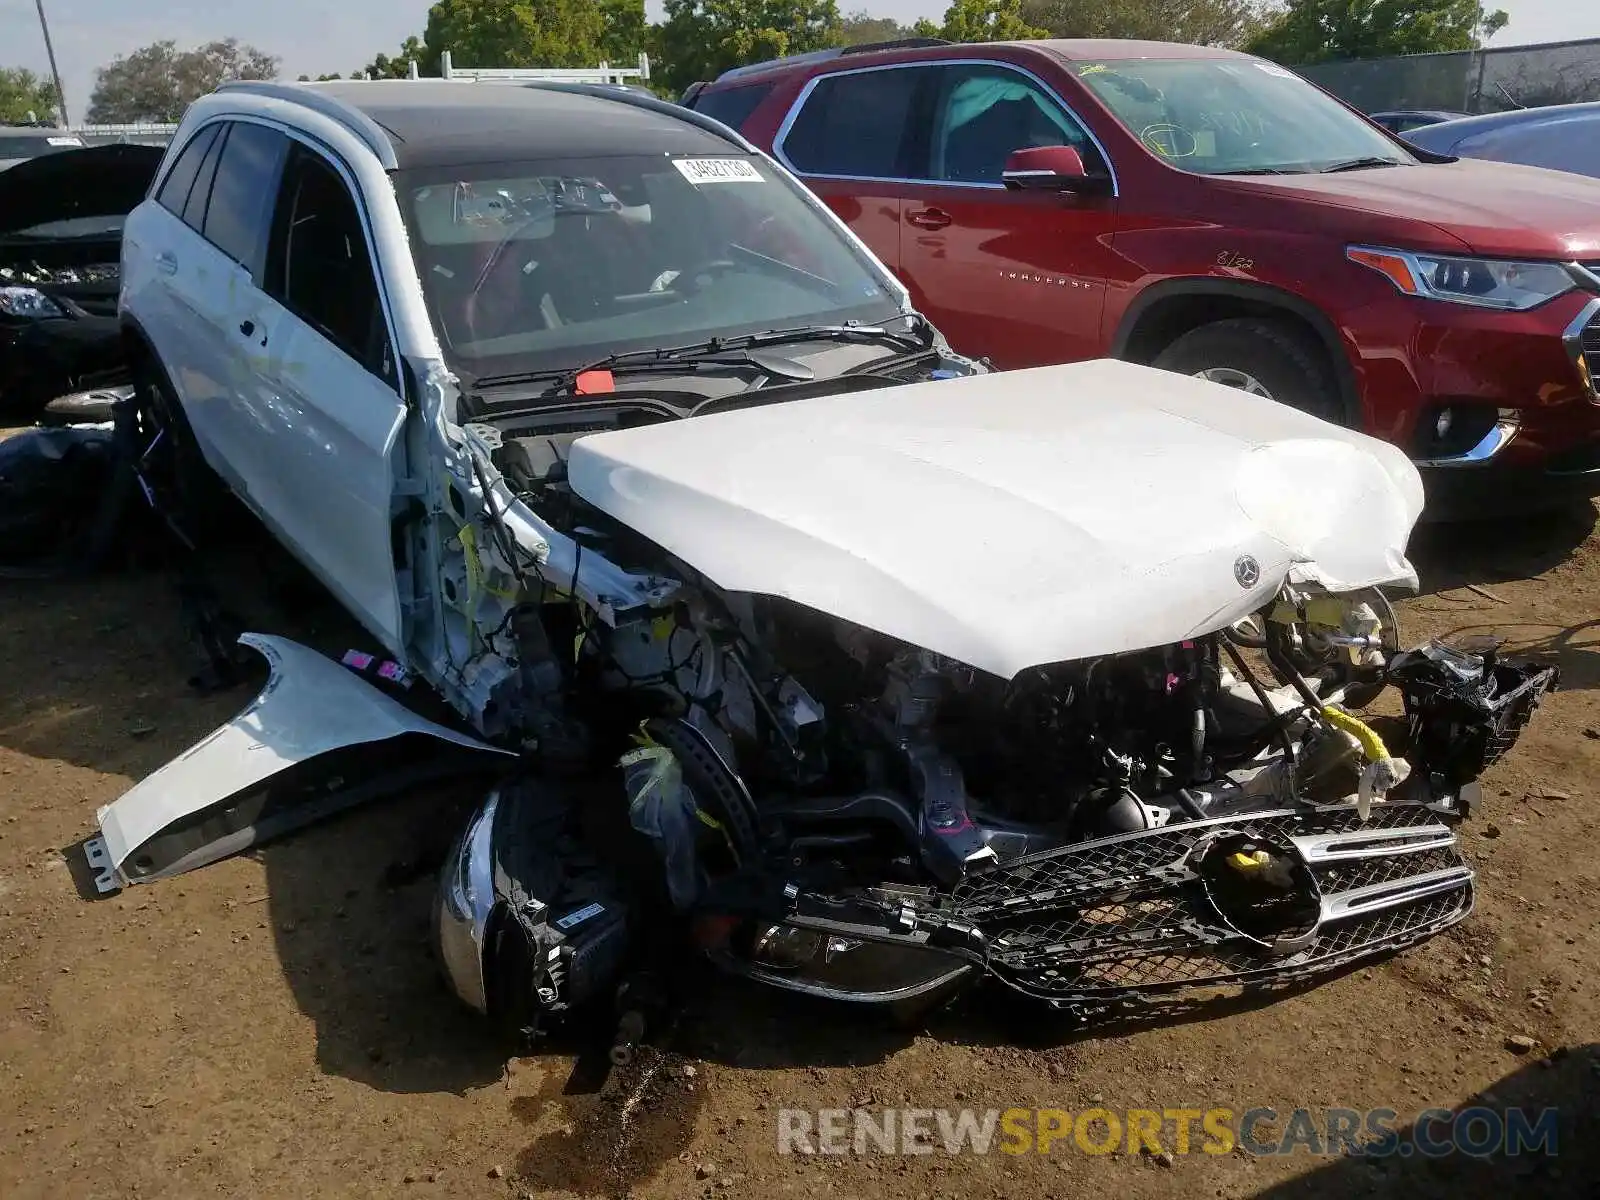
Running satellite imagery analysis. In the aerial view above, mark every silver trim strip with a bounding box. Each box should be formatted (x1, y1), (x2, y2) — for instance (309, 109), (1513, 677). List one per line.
(771, 58), (1120, 199)
(1563, 260), (1600, 292)
(719, 48), (845, 84)
(1415, 418), (1521, 467)
(1562, 294), (1600, 402)
(1292, 824), (1456, 863)
(1320, 865), (1474, 924)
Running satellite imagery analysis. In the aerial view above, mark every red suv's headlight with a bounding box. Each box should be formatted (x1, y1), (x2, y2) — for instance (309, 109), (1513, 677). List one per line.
(1347, 245), (1579, 312)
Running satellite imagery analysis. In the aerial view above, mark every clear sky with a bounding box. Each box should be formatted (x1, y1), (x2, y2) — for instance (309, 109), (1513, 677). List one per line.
(2, 0), (1596, 126)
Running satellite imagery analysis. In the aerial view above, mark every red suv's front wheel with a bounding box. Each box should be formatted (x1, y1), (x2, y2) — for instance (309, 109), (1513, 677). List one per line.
(1152, 317), (1344, 426)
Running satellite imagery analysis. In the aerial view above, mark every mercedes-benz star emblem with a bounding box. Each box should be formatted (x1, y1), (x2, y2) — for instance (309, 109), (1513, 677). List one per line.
(1234, 554), (1261, 588)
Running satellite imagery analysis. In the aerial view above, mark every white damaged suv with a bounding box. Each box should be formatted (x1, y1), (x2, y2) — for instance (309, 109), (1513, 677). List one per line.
(101, 79), (1555, 1036)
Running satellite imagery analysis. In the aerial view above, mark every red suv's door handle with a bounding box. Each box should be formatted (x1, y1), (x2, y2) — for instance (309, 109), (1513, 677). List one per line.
(906, 207), (952, 231)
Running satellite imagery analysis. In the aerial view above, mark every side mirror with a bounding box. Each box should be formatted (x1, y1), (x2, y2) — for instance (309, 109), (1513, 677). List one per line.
(1002, 145), (1109, 194)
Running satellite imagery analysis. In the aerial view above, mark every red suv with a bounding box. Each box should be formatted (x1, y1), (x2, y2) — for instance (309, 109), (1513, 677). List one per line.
(685, 38), (1600, 516)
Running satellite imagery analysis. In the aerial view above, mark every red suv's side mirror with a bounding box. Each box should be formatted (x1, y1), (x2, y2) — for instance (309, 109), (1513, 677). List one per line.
(1002, 145), (1108, 194)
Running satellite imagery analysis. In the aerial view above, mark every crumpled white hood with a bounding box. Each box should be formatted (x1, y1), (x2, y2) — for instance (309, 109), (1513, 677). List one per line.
(567, 360), (1423, 678)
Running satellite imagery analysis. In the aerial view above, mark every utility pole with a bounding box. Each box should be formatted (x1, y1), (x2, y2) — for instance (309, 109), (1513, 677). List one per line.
(34, 0), (70, 126)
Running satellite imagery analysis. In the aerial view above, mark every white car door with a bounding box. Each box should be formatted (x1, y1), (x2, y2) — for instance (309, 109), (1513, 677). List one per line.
(126, 120), (263, 457)
(233, 138), (409, 657)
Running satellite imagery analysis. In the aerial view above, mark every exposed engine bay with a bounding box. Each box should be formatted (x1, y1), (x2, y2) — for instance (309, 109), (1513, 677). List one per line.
(0, 143), (162, 416)
(43, 79), (1565, 1070)
(80, 356), (1561, 1051)
(420, 402), (1560, 1042)
(0, 260), (120, 289)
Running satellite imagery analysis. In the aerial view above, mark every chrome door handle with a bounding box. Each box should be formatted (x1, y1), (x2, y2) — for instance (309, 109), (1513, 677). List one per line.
(154, 251), (178, 276)
(906, 208), (952, 231)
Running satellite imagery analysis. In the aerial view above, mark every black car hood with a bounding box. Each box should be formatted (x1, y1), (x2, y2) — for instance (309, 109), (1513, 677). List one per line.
(0, 144), (163, 238)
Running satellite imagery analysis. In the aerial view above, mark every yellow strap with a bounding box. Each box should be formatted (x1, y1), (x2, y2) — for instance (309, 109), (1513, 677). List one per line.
(459, 524), (482, 607)
(459, 522), (521, 604)
(1321, 705), (1389, 762)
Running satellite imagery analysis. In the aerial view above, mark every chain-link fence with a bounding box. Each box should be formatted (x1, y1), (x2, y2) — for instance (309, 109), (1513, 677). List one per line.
(1301, 37), (1600, 115)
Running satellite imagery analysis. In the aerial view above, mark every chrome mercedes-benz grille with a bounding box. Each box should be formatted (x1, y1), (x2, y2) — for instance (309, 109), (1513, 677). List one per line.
(947, 803), (1472, 1011)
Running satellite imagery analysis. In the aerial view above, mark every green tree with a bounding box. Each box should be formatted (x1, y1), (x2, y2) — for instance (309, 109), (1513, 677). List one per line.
(838, 9), (913, 45)
(653, 0), (843, 94)
(88, 38), (278, 123)
(422, 0), (605, 71)
(356, 36), (432, 78)
(1023, 0), (1274, 47)
(937, 0), (1048, 42)
(599, 0), (650, 63)
(0, 66), (59, 124)
(1247, 0), (1510, 65)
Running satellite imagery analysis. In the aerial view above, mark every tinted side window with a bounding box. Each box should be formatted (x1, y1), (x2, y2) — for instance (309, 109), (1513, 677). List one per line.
(780, 68), (921, 178)
(266, 147), (393, 384)
(155, 124), (219, 216)
(690, 83), (774, 131)
(929, 65), (1101, 185)
(204, 121), (289, 277)
(181, 124), (229, 232)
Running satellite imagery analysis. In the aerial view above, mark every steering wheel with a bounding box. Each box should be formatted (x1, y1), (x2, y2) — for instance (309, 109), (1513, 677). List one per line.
(673, 258), (739, 293)
(464, 214), (548, 336)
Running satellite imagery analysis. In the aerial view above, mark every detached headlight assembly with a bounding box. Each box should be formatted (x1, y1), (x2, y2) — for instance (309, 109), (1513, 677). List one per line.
(0, 286), (66, 319)
(1347, 246), (1576, 311)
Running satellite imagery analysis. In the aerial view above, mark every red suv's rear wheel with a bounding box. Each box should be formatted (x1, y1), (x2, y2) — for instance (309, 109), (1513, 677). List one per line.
(1152, 317), (1343, 425)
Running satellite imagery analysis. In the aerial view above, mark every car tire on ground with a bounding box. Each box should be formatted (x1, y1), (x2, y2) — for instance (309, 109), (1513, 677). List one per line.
(132, 358), (228, 545)
(1151, 317), (1344, 425)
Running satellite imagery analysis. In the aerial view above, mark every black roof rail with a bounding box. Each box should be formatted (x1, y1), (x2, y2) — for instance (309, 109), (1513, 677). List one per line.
(712, 37), (951, 85)
(839, 37), (950, 56)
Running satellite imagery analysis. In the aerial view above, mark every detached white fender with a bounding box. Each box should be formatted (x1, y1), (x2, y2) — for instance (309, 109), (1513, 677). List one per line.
(84, 634), (515, 892)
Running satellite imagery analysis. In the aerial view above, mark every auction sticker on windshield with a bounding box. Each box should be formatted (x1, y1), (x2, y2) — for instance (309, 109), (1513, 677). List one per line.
(673, 157), (764, 185)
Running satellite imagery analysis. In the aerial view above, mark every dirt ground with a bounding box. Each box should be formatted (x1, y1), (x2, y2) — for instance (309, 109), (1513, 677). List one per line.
(2, 447), (1598, 1198)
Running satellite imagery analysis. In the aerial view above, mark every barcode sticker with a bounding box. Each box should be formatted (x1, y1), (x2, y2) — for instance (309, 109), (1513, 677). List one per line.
(555, 902), (605, 930)
(673, 158), (764, 185)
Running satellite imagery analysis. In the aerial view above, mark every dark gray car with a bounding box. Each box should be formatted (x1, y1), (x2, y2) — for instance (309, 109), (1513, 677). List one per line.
(0, 126), (87, 172)
(1403, 103), (1600, 178)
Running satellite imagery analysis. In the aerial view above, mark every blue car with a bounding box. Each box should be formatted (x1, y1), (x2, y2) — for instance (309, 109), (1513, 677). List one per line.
(1369, 109), (1469, 135)
(1402, 103), (1600, 178)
